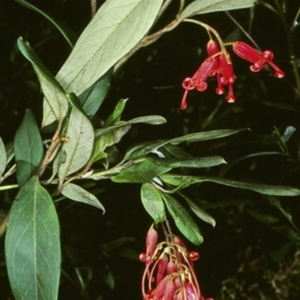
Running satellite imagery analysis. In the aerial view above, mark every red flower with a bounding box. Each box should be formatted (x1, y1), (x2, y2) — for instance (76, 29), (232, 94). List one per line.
(181, 56), (218, 110)
(180, 39), (285, 109)
(232, 41), (285, 78)
(140, 225), (214, 300)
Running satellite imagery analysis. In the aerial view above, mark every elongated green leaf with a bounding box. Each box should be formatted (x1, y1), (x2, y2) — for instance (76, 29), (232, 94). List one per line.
(104, 98), (128, 127)
(62, 183), (105, 212)
(5, 177), (60, 300)
(89, 125), (131, 166)
(112, 158), (171, 183)
(162, 194), (203, 245)
(141, 183), (166, 223)
(128, 115), (167, 125)
(162, 156), (227, 169)
(160, 174), (300, 196)
(95, 115), (166, 139)
(169, 129), (248, 145)
(163, 144), (192, 159)
(58, 107), (94, 185)
(15, 0), (75, 47)
(14, 110), (44, 187)
(17, 38), (68, 127)
(0, 137), (6, 177)
(184, 197), (216, 227)
(79, 68), (113, 118)
(178, 0), (255, 21)
(56, 0), (163, 95)
(125, 129), (246, 160)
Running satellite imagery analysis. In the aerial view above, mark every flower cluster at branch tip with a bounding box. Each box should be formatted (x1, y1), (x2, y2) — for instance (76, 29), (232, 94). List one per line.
(181, 40), (285, 110)
(139, 224), (214, 300)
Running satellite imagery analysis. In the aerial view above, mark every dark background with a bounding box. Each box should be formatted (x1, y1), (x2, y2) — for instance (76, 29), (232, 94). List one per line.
(1, 0), (300, 299)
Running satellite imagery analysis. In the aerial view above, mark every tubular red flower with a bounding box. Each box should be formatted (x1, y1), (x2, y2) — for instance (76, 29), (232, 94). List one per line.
(181, 56), (218, 110)
(232, 41), (285, 78)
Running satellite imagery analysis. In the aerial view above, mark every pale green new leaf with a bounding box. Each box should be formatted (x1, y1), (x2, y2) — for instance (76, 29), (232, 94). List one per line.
(17, 38), (68, 127)
(56, 0), (163, 96)
(62, 183), (105, 212)
(14, 110), (44, 187)
(179, 0), (255, 21)
(141, 183), (166, 223)
(104, 98), (128, 127)
(0, 137), (6, 177)
(58, 108), (94, 185)
(5, 177), (60, 300)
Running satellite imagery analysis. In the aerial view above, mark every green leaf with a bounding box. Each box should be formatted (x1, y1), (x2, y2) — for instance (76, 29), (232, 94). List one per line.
(140, 183), (166, 223)
(178, 0), (255, 21)
(104, 98), (128, 127)
(15, 0), (75, 47)
(61, 183), (105, 212)
(58, 107), (94, 185)
(163, 144), (192, 159)
(89, 125), (131, 166)
(111, 158), (171, 183)
(128, 115), (167, 125)
(162, 194), (203, 245)
(14, 110), (44, 187)
(0, 137), (6, 177)
(160, 174), (300, 197)
(184, 196), (216, 227)
(162, 156), (227, 169)
(17, 38), (68, 127)
(78, 68), (113, 118)
(5, 177), (60, 300)
(125, 129), (246, 160)
(56, 0), (164, 95)
(169, 129), (248, 145)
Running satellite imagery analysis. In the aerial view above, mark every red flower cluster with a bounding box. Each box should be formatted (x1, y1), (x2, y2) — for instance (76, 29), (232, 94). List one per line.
(181, 40), (285, 110)
(140, 225), (213, 300)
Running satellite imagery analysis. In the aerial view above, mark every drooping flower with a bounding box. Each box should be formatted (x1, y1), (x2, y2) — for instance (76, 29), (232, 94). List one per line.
(181, 56), (218, 110)
(180, 38), (285, 109)
(232, 41), (285, 78)
(140, 225), (214, 300)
